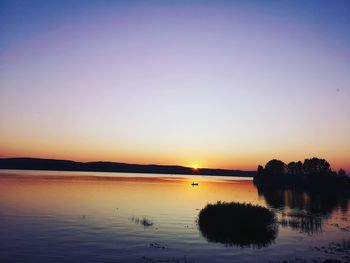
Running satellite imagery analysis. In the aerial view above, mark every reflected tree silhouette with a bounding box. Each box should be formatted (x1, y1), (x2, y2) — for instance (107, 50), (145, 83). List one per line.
(254, 181), (350, 235)
(255, 183), (349, 215)
(279, 212), (323, 235)
(254, 157), (350, 235)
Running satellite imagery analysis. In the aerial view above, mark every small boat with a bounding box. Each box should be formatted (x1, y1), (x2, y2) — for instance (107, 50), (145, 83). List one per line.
(191, 182), (199, 186)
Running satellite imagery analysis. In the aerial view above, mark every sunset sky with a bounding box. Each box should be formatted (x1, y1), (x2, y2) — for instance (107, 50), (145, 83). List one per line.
(1, 0), (349, 171)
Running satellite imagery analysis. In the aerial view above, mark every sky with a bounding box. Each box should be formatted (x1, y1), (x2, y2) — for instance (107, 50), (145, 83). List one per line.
(1, 0), (349, 171)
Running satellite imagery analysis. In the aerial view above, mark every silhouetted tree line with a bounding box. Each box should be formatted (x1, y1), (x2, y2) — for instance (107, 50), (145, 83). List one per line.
(255, 157), (348, 187)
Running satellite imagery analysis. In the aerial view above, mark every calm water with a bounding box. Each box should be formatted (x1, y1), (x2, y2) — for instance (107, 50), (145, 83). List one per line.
(0, 170), (349, 262)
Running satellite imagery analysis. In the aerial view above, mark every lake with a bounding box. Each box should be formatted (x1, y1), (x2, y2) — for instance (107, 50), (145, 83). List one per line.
(0, 170), (349, 262)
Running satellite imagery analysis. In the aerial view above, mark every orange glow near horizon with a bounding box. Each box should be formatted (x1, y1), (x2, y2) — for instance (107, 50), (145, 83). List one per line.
(0, 116), (349, 172)
(191, 164), (199, 170)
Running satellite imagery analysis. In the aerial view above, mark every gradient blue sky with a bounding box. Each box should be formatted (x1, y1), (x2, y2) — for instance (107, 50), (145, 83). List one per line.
(1, 0), (349, 170)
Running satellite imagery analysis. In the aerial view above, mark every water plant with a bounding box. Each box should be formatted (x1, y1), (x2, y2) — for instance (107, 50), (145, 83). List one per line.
(198, 201), (277, 248)
(130, 216), (154, 227)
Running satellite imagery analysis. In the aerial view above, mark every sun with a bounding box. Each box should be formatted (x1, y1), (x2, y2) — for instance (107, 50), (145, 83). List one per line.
(192, 164), (199, 170)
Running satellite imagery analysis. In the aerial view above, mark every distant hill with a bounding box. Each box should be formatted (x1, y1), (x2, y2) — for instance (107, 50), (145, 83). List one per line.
(0, 158), (256, 177)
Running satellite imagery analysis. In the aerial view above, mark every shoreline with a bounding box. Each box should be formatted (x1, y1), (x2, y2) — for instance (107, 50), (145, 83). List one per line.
(0, 157), (256, 177)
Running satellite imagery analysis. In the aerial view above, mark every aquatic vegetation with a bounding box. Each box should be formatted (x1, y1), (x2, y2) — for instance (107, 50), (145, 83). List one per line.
(149, 242), (168, 249)
(198, 201), (277, 248)
(141, 218), (154, 227)
(130, 216), (154, 227)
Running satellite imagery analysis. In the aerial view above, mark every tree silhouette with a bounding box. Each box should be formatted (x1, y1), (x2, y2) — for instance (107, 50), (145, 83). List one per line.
(257, 165), (265, 177)
(254, 157), (349, 188)
(303, 158), (331, 176)
(338, 168), (346, 177)
(265, 159), (286, 177)
(287, 161), (303, 176)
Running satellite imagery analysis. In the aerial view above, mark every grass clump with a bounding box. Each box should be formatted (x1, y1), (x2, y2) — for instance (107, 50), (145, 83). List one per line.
(198, 201), (277, 248)
(131, 216), (154, 227)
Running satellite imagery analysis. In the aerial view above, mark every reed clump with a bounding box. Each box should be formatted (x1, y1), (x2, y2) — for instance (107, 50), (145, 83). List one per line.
(198, 201), (277, 248)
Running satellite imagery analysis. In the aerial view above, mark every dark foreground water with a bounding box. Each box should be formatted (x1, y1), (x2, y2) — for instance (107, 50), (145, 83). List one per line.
(0, 170), (349, 262)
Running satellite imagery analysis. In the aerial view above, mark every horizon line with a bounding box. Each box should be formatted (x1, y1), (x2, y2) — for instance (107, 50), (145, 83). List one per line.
(0, 156), (256, 172)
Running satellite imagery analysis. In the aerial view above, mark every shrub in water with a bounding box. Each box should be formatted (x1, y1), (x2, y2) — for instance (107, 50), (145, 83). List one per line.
(198, 201), (277, 248)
